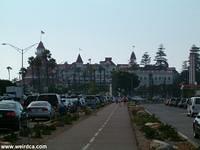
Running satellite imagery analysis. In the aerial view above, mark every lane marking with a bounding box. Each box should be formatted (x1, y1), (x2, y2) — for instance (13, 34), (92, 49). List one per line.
(82, 105), (118, 150)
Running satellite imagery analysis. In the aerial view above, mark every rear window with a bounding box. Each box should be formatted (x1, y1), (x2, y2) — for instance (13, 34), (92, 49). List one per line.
(31, 102), (48, 106)
(26, 96), (37, 101)
(0, 103), (16, 109)
(38, 95), (58, 107)
(195, 98), (200, 104)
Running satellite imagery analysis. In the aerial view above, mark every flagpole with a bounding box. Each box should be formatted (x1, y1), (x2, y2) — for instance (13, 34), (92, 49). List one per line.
(40, 33), (42, 41)
(40, 30), (45, 41)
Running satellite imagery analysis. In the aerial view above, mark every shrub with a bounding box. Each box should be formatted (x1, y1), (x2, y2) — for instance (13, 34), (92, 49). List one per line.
(141, 126), (159, 139)
(159, 124), (182, 141)
(63, 115), (73, 125)
(19, 128), (31, 137)
(3, 133), (18, 143)
(134, 113), (160, 126)
(71, 113), (80, 121)
(84, 107), (92, 115)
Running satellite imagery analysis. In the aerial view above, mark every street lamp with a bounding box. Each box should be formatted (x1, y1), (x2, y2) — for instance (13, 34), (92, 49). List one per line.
(2, 42), (38, 97)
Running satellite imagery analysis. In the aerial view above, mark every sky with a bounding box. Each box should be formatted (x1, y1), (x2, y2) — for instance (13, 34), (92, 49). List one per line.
(1, 0), (200, 80)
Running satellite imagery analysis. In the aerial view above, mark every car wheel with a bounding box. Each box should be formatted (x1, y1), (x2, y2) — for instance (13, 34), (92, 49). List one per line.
(193, 127), (199, 138)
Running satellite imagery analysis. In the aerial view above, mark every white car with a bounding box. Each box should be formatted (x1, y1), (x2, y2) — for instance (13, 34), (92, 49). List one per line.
(27, 101), (55, 120)
(187, 97), (200, 117)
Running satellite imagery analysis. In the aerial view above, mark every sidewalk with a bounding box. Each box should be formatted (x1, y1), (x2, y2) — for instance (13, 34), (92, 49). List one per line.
(46, 103), (138, 150)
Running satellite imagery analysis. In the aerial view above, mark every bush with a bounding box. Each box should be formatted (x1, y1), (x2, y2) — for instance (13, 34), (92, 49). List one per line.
(32, 125), (42, 138)
(141, 126), (159, 139)
(159, 124), (182, 141)
(19, 128), (31, 137)
(3, 133), (18, 143)
(71, 113), (80, 121)
(63, 115), (73, 125)
(132, 107), (182, 142)
(84, 107), (92, 115)
(134, 113), (160, 126)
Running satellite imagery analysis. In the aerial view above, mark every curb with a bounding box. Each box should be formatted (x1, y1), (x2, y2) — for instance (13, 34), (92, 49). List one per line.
(178, 132), (199, 149)
(145, 108), (199, 149)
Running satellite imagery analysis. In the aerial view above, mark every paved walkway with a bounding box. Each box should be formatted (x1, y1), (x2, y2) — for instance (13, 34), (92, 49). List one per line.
(46, 103), (137, 150)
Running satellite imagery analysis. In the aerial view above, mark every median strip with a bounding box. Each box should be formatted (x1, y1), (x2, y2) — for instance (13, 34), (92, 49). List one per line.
(128, 102), (198, 150)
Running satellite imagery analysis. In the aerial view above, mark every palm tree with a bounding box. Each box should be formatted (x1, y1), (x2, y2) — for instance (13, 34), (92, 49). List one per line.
(48, 58), (56, 85)
(28, 56), (35, 88)
(6, 66), (12, 81)
(34, 57), (42, 92)
(42, 49), (52, 87)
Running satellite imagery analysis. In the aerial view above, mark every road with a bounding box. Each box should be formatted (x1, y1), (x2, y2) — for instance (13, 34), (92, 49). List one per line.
(46, 103), (137, 150)
(143, 104), (200, 146)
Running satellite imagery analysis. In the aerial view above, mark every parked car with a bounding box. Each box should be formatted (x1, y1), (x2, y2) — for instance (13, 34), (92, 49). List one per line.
(177, 98), (187, 108)
(193, 112), (200, 138)
(27, 101), (55, 120)
(0, 100), (27, 130)
(168, 98), (179, 106)
(37, 93), (66, 114)
(23, 95), (38, 108)
(85, 95), (98, 109)
(164, 99), (170, 105)
(187, 97), (200, 117)
(61, 98), (74, 112)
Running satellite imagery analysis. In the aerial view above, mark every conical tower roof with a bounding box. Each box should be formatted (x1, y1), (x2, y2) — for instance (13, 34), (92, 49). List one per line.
(129, 51), (137, 65)
(37, 41), (45, 50)
(130, 51), (136, 60)
(76, 54), (83, 64)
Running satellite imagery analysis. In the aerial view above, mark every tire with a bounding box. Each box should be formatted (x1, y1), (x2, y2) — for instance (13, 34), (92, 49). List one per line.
(191, 112), (195, 117)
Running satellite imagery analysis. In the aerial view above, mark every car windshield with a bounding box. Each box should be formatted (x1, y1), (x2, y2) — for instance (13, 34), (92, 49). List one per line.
(26, 96), (37, 101)
(38, 95), (58, 107)
(0, 103), (16, 109)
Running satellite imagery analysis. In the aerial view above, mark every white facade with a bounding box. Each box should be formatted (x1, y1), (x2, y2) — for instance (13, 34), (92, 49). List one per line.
(133, 70), (175, 87)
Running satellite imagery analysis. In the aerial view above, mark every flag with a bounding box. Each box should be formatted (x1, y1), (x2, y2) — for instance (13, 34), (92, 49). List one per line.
(41, 30), (45, 34)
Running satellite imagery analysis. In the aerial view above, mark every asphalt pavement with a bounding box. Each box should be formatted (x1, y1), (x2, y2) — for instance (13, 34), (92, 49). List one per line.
(143, 104), (200, 147)
(46, 103), (137, 150)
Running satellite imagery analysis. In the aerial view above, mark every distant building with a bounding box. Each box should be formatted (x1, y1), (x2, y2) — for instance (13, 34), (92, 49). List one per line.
(24, 42), (178, 93)
(56, 55), (116, 88)
(189, 45), (199, 85)
(117, 51), (178, 88)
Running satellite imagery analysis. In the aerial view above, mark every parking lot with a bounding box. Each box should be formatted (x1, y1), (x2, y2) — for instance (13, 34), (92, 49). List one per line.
(143, 103), (200, 147)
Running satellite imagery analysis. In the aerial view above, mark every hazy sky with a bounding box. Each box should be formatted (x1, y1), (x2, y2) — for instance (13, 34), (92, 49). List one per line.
(1, 0), (200, 80)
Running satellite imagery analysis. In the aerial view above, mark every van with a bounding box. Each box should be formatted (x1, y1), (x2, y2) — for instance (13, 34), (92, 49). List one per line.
(187, 97), (200, 117)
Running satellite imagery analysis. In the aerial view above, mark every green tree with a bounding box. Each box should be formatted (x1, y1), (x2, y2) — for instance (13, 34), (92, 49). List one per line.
(141, 52), (151, 66)
(154, 44), (168, 67)
(28, 56), (35, 88)
(112, 71), (140, 95)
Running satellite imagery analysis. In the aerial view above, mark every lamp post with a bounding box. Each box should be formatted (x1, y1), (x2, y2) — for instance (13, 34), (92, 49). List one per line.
(2, 42), (38, 97)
